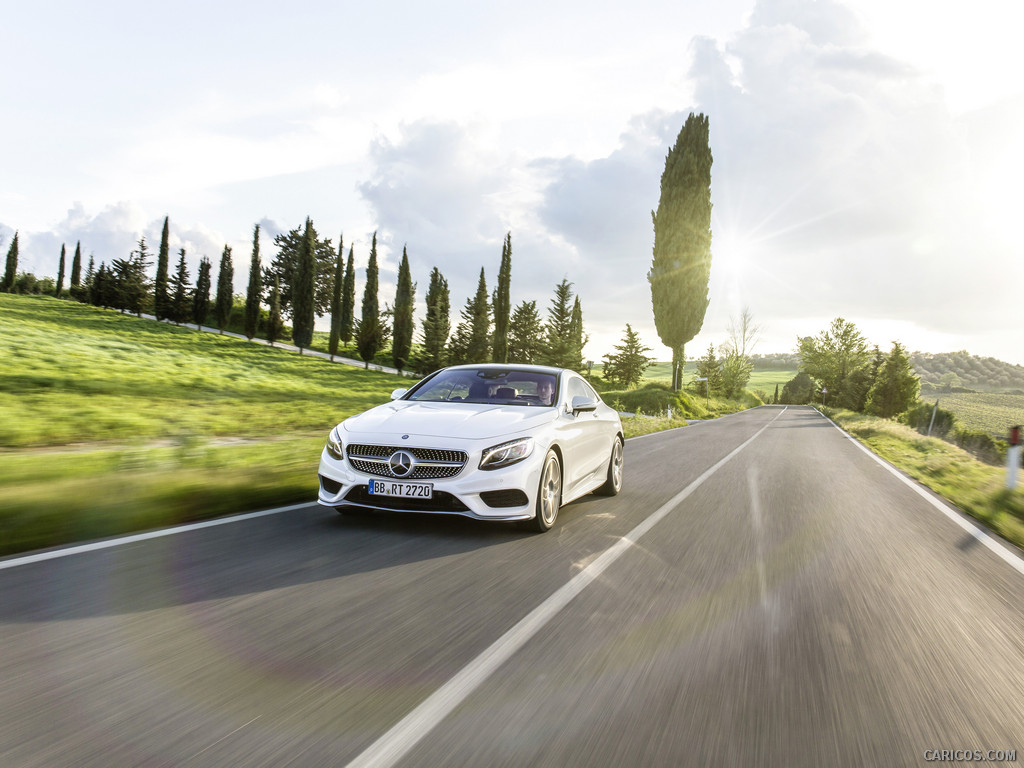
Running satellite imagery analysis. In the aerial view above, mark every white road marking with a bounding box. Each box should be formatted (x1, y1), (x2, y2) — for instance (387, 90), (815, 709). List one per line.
(345, 407), (787, 768)
(816, 409), (1024, 576)
(0, 502), (315, 571)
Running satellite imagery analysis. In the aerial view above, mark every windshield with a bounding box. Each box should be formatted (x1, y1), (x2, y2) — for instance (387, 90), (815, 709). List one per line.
(406, 368), (558, 406)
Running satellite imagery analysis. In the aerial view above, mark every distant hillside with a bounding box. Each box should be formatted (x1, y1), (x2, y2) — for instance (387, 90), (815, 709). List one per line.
(910, 351), (1024, 392)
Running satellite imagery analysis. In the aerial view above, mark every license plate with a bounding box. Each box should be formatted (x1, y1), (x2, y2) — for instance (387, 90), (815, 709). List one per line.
(367, 479), (433, 499)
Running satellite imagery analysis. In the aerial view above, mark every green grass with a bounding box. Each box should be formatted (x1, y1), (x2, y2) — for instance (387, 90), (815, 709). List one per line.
(0, 294), (409, 448)
(827, 408), (1024, 552)
(0, 294), (412, 555)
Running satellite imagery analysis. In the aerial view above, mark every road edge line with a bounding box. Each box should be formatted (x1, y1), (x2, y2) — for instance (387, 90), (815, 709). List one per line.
(0, 502), (317, 571)
(814, 408), (1024, 576)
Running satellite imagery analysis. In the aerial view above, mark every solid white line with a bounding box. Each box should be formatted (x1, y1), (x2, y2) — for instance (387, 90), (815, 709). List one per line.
(816, 410), (1024, 576)
(345, 407), (788, 768)
(0, 502), (316, 571)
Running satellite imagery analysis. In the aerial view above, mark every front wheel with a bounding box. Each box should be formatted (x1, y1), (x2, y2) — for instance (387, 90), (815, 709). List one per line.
(594, 436), (623, 496)
(529, 450), (562, 532)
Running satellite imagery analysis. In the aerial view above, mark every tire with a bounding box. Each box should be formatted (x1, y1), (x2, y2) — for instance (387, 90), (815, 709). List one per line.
(529, 450), (562, 532)
(594, 436), (624, 496)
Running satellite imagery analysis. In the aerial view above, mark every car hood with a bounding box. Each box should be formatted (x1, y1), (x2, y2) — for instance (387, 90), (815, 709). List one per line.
(342, 401), (556, 441)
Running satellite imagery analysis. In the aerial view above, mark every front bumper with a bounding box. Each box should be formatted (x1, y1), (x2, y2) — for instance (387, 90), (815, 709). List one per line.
(316, 441), (543, 521)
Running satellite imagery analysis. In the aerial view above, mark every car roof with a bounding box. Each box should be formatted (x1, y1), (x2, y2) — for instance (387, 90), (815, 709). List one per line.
(440, 363), (567, 376)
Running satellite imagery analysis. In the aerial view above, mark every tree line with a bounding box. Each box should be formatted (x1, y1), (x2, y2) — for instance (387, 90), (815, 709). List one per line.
(3, 218), (603, 376)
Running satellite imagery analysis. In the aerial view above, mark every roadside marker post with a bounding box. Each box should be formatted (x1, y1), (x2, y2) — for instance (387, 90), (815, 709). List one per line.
(1009, 425), (1021, 491)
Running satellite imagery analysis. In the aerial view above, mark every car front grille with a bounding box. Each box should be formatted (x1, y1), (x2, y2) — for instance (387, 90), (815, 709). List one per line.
(345, 444), (468, 479)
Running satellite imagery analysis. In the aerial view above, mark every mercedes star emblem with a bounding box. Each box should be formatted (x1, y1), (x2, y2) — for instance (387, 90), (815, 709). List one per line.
(388, 449), (415, 477)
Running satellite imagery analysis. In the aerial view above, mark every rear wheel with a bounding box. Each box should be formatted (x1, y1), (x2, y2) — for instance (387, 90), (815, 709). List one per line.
(529, 450), (561, 532)
(595, 436), (624, 496)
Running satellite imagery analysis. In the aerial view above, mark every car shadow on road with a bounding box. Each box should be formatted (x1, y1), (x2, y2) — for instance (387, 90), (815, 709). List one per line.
(0, 504), (584, 623)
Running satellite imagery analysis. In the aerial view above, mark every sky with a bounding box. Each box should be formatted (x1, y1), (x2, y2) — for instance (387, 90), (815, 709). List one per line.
(3, 0), (1022, 366)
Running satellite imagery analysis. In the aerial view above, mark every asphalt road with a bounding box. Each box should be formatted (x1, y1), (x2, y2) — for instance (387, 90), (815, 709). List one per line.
(3, 406), (1024, 767)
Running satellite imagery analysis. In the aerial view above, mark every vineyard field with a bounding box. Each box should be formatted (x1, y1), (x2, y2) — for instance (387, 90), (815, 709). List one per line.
(923, 392), (1024, 441)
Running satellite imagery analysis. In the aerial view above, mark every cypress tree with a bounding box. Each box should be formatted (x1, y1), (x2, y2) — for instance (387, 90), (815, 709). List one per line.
(154, 216), (170, 320)
(355, 232), (384, 367)
(419, 266), (450, 373)
(392, 245), (415, 373)
(244, 224), (262, 340)
(569, 295), (586, 371)
(773, 383), (780, 404)
(507, 300), (543, 363)
(491, 232), (512, 363)
(193, 257), (212, 329)
(649, 112), (713, 390)
(267, 276), (284, 346)
(329, 234), (344, 361)
(466, 268), (491, 363)
(81, 254), (94, 304)
(291, 218), (316, 353)
(3, 231), (19, 292)
(340, 245), (355, 344)
(169, 248), (191, 324)
(71, 241), (82, 287)
(215, 244), (234, 333)
(55, 244), (66, 298)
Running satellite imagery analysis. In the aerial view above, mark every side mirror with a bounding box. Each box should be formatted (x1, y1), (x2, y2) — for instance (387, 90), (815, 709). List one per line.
(571, 396), (598, 415)
(390, 388), (409, 400)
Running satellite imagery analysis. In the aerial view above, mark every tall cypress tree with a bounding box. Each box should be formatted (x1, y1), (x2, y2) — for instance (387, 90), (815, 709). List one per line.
(193, 257), (212, 329)
(355, 231), (386, 368)
(154, 216), (170, 320)
(392, 245), (415, 373)
(420, 266), (450, 373)
(55, 244), (66, 298)
(244, 224), (262, 340)
(71, 241), (82, 287)
(169, 248), (191, 324)
(340, 245), (355, 344)
(291, 219), (316, 353)
(491, 232), (512, 363)
(329, 234), (344, 361)
(3, 231), (18, 292)
(214, 244), (234, 333)
(568, 295), (586, 371)
(267, 276), (284, 346)
(466, 267), (491, 363)
(649, 112), (713, 390)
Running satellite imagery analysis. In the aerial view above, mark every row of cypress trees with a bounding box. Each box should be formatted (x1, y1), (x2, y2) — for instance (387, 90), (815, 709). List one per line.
(15, 216), (590, 375)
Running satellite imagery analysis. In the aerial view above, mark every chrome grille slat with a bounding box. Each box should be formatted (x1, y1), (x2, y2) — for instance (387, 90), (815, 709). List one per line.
(346, 444), (469, 480)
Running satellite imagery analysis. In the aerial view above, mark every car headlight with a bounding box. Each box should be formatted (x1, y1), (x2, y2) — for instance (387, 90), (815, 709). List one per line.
(480, 437), (534, 470)
(326, 427), (344, 460)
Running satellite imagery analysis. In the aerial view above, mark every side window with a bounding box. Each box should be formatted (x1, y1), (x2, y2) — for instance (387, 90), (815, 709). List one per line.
(566, 377), (590, 403)
(581, 379), (601, 402)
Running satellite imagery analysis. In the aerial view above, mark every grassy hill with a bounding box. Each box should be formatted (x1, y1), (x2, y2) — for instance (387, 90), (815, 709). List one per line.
(0, 293), (411, 555)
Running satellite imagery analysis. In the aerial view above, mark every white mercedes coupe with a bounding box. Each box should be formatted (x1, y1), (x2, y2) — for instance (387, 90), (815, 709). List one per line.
(317, 364), (624, 531)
